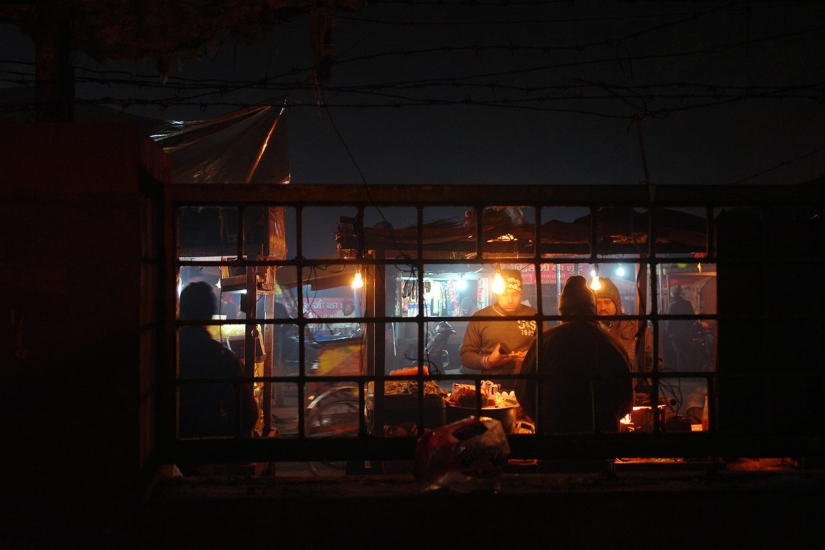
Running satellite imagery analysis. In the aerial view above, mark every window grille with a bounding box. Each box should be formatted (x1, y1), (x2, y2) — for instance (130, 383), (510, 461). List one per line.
(165, 183), (825, 469)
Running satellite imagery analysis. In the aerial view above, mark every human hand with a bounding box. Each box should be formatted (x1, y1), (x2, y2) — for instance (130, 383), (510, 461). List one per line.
(488, 343), (517, 367)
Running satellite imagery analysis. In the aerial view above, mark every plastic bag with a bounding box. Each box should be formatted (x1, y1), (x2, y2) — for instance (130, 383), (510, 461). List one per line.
(414, 416), (510, 493)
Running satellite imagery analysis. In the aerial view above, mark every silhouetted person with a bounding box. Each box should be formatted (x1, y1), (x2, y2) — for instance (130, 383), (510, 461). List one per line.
(178, 281), (259, 438)
(515, 275), (633, 472)
(456, 296), (477, 317)
(666, 284), (696, 372)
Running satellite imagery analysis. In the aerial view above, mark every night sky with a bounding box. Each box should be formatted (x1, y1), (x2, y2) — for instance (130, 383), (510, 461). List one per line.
(2, 1), (825, 187)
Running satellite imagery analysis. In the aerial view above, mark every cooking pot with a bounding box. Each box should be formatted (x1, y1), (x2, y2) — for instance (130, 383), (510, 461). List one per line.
(445, 402), (519, 433)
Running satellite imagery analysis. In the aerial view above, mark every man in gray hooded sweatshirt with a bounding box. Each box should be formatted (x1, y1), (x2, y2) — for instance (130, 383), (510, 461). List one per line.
(594, 277), (661, 384)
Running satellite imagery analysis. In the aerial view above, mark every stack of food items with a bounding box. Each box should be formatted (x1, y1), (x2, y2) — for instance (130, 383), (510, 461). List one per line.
(449, 380), (519, 409)
(371, 366), (449, 399)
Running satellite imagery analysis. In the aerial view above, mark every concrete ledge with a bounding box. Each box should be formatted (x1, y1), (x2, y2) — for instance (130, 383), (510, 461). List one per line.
(3, 468), (824, 549)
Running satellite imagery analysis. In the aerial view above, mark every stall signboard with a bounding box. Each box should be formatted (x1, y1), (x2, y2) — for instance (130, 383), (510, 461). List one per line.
(309, 298), (351, 316)
(502, 263), (582, 286)
(302, 298), (353, 318)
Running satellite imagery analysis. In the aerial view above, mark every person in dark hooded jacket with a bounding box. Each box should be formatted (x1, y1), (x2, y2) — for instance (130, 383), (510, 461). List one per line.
(666, 284), (697, 372)
(594, 277), (661, 383)
(515, 275), (634, 472)
(178, 281), (259, 439)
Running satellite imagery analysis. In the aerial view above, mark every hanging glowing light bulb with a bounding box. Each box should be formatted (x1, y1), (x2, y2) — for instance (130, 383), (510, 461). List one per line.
(615, 264), (625, 277)
(352, 268), (364, 289)
(589, 264), (602, 291)
(492, 267), (505, 294)
(455, 274), (467, 291)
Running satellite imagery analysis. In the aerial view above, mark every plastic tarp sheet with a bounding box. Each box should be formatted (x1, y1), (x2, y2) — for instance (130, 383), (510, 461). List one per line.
(0, 87), (290, 185)
(2, 87), (290, 259)
(149, 102), (290, 185)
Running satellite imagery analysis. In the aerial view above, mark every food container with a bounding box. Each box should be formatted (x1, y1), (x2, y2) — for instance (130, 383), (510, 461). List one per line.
(445, 403), (519, 433)
(369, 393), (446, 432)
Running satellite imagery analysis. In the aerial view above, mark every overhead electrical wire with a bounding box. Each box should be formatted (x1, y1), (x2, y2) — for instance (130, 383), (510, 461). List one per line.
(2, 0), (823, 184)
(2, 0), (822, 115)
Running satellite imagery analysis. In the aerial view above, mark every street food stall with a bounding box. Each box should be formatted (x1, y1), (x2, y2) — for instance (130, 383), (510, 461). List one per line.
(322, 204), (717, 440)
(176, 199), (719, 447)
(167, 182), (825, 473)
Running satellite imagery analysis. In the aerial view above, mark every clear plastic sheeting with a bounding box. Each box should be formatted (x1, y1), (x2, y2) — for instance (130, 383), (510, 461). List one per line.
(152, 102), (290, 185)
(0, 87), (290, 186)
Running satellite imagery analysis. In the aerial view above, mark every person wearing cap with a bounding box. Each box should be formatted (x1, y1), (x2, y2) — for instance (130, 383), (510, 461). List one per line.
(515, 275), (633, 471)
(459, 269), (538, 390)
(594, 277), (661, 387)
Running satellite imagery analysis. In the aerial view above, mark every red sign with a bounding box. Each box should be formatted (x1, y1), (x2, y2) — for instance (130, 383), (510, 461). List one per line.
(503, 263), (586, 286)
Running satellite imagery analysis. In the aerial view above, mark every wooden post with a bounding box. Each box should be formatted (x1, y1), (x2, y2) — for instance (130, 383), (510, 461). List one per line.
(34, 2), (75, 122)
